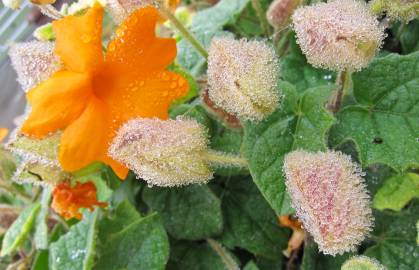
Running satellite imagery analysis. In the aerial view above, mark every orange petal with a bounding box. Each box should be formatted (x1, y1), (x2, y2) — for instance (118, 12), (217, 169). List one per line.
(53, 4), (104, 73)
(0, 128), (8, 142)
(96, 69), (189, 134)
(21, 71), (92, 138)
(105, 6), (176, 74)
(59, 97), (109, 172)
(103, 156), (129, 180)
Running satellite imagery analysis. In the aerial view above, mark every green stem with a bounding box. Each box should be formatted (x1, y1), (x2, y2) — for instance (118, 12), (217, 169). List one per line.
(207, 239), (239, 270)
(327, 70), (352, 113)
(0, 182), (31, 202)
(159, 5), (208, 59)
(251, 0), (272, 37)
(203, 150), (248, 168)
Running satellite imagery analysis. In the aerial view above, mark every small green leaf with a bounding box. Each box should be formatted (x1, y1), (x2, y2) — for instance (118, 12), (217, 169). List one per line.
(220, 176), (289, 259)
(330, 52), (419, 172)
(301, 240), (352, 270)
(142, 185), (223, 240)
(364, 200), (419, 270)
(169, 63), (199, 106)
(176, 0), (250, 74)
(373, 173), (419, 211)
(1, 203), (41, 256)
(242, 82), (335, 214)
(0, 146), (16, 182)
(169, 104), (214, 134)
(243, 261), (260, 270)
(32, 250), (49, 270)
(49, 211), (98, 270)
(94, 213), (169, 270)
(34, 186), (52, 249)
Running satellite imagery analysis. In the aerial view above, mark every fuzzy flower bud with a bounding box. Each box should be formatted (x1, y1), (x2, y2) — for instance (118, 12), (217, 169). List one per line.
(342, 256), (386, 270)
(107, 0), (180, 24)
(292, 0), (385, 71)
(52, 182), (107, 220)
(370, 0), (419, 23)
(283, 150), (373, 255)
(109, 118), (213, 187)
(207, 37), (280, 121)
(9, 41), (61, 92)
(267, 0), (302, 30)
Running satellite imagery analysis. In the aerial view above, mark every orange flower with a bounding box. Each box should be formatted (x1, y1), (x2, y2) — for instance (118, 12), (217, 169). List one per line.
(20, 5), (189, 179)
(0, 128), (8, 142)
(52, 181), (107, 220)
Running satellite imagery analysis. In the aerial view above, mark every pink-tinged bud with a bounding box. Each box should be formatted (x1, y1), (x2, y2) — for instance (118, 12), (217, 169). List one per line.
(283, 150), (373, 255)
(109, 118), (213, 187)
(9, 41), (61, 92)
(207, 37), (280, 121)
(342, 256), (386, 270)
(292, 0), (385, 71)
(267, 0), (303, 30)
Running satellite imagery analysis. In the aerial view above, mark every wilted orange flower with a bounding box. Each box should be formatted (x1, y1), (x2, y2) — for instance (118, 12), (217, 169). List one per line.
(52, 181), (106, 220)
(20, 5), (189, 179)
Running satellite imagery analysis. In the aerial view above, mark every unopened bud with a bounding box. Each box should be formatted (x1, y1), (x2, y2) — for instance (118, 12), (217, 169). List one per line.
(29, 0), (56, 5)
(9, 41), (61, 92)
(109, 118), (213, 187)
(342, 256), (386, 270)
(207, 37), (280, 121)
(283, 150), (373, 255)
(370, 0), (418, 23)
(2, 0), (22, 10)
(267, 0), (302, 30)
(292, 0), (385, 71)
(107, 0), (180, 24)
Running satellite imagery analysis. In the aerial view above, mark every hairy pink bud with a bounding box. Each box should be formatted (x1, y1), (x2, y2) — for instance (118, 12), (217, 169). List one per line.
(109, 118), (213, 187)
(207, 37), (280, 121)
(292, 0), (385, 71)
(267, 0), (302, 30)
(283, 150), (373, 255)
(9, 41), (61, 92)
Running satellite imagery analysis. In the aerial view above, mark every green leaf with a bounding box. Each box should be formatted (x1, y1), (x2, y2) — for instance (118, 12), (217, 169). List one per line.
(281, 35), (336, 92)
(373, 173), (419, 211)
(176, 0), (250, 74)
(49, 211), (98, 270)
(32, 250), (49, 270)
(330, 52), (419, 172)
(142, 185), (223, 240)
(34, 186), (52, 249)
(169, 104), (214, 134)
(0, 146), (16, 181)
(364, 200), (419, 270)
(1, 203), (40, 256)
(394, 20), (419, 54)
(94, 212), (169, 270)
(220, 177), (289, 259)
(168, 63), (199, 106)
(243, 261), (260, 270)
(168, 240), (236, 270)
(242, 82), (335, 214)
(301, 240), (352, 270)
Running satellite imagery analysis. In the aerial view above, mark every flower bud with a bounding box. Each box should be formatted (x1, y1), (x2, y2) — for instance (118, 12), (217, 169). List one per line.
(267, 0), (302, 30)
(29, 0), (56, 5)
(283, 150), (373, 255)
(109, 118), (213, 187)
(342, 256), (386, 270)
(33, 23), (55, 41)
(9, 41), (61, 92)
(207, 37), (280, 121)
(52, 181), (107, 220)
(2, 0), (22, 10)
(292, 0), (385, 71)
(370, 0), (418, 23)
(107, 0), (180, 24)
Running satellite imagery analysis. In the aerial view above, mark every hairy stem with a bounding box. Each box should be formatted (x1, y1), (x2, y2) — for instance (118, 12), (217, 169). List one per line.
(327, 70), (352, 113)
(158, 5), (208, 59)
(203, 150), (248, 168)
(207, 239), (239, 270)
(251, 0), (272, 37)
(38, 4), (63, 20)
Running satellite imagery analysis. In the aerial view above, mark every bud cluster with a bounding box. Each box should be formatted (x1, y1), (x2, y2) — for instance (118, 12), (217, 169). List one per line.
(207, 37), (280, 121)
(267, 0), (303, 30)
(292, 0), (385, 71)
(283, 150), (373, 255)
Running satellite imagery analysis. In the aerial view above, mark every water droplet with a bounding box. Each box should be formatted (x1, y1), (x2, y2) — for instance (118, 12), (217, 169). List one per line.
(139, 80), (145, 87)
(108, 42), (116, 52)
(81, 34), (91, 43)
(170, 82), (177, 89)
(178, 79), (185, 87)
(162, 90), (168, 97)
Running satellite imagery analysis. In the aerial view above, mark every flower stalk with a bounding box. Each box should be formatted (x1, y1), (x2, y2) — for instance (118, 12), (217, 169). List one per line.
(251, 0), (272, 37)
(158, 5), (208, 59)
(207, 239), (239, 270)
(327, 70), (352, 113)
(203, 150), (248, 168)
